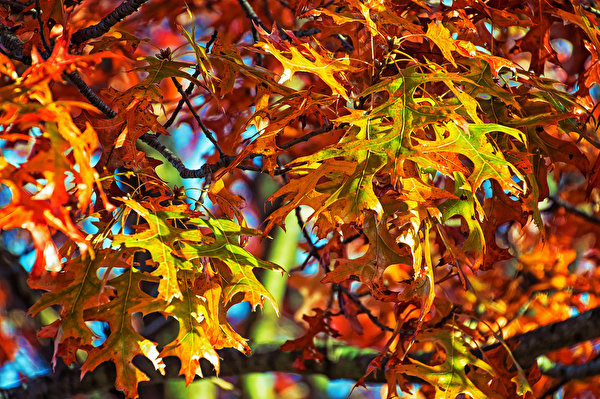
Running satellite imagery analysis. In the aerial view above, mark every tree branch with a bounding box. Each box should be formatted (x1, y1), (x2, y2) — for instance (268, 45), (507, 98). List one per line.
(543, 357), (600, 380)
(5, 303), (600, 399)
(337, 285), (399, 333)
(0, 23), (27, 62)
(139, 134), (234, 179)
(70, 0), (148, 45)
(64, 71), (117, 118)
(235, 162), (290, 175)
(163, 70), (200, 129)
(509, 306), (600, 368)
(33, 0), (51, 57)
(236, 0), (268, 32)
(236, 0), (266, 65)
(0, 345), (383, 399)
(279, 123), (333, 150)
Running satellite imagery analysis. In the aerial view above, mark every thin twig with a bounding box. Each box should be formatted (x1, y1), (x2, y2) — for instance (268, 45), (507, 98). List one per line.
(289, 251), (315, 273)
(279, 123), (333, 149)
(70, 0), (149, 45)
(206, 29), (218, 52)
(237, 0), (268, 31)
(164, 30), (217, 130)
(163, 69), (200, 129)
(170, 76), (225, 158)
(549, 196), (600, 225)
(34, 0), (51, 56)
(237, 0), (266, 65)
(236, 163), (290, 175)
(337, 285), (397, 333)
(294, 206), (325, 267)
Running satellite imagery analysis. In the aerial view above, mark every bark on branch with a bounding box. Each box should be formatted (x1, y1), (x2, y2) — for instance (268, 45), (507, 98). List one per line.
(70, 0), (149, 45)
(3, 306), (600, 398)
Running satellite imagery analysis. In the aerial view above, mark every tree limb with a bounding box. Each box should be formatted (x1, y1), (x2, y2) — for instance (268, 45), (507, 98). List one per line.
(5, 304), (600, 399)
(0, 345), (383, 399)
(70, 0), (149, 45)
(543, 357), (600, 380)
(509, 306), (600, 368)
(64, 71), (117, 118)
(139, 134), (235, 179)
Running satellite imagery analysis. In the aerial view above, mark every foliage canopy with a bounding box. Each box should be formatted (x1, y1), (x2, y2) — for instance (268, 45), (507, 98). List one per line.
(1, 0), (600, 398)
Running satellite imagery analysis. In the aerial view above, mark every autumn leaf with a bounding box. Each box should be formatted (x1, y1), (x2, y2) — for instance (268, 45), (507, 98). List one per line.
(280, 308), (340, 370)
(81, 266), (165, 398)
(392, 329), (499, 399)
(4, 1), (599, 398)
(255, 26), (359, 100)
(28, 251), (120, 356)
(160, 271), (248, 384)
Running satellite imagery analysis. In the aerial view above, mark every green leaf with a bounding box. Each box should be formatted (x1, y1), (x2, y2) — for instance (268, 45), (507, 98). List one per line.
(133, 56), (206, 88)
(114, 198), (283, 309)
(409, 122), (526, 195)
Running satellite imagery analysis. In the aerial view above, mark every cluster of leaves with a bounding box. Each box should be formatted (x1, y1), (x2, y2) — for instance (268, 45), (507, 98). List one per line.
(0, 0), (600, 398)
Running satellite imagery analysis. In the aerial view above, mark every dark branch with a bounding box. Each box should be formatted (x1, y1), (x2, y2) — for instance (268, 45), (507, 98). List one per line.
(64, 71), (117, 118)
(294, 206), (325, 269)
(509, 306), (600, 368)
(4, 306), (600, 398)
(164, 30), (217, 130)
(337, 285), (396, 333)
(0, 0), (31, 13)
(70, 0), (149, 45)
(293, 28), (321, 38)
(205, 29), (218, 52)
(0, 23), (25, 61)
(236, 0), (268, 32)
(63, 69), (233, 181)
(543, 357), (600, 380)
(34, 0), (51, 57)
(236, 0), (266, 64)
(0, 345), (384, 399)
(139, 134), (234, 179)
(235, 163), (291, 175)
